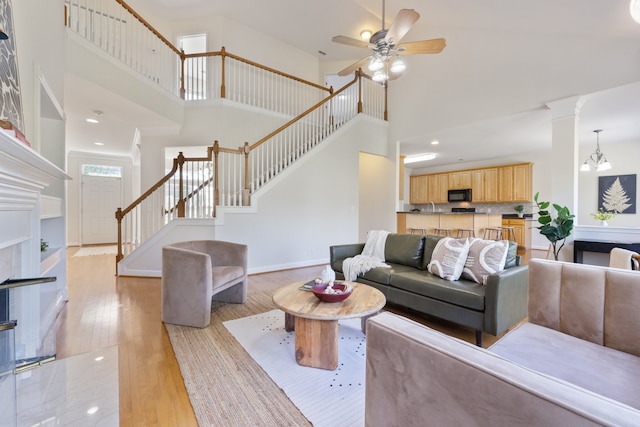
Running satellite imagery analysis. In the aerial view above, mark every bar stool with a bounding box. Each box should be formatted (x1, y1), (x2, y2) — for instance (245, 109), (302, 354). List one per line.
(434, 228), (452, 237)
(456, 228), (476, 238)
(483, 227), (502, 240)
(409, 228), (427, 236)
(500, 226), (517, 242)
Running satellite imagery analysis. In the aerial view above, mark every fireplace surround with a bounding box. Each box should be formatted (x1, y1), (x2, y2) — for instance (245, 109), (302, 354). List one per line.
(0, 130), (69, 367)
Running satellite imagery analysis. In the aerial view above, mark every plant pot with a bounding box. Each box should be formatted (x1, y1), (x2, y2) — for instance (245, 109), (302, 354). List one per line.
(517, 212), (524, 218)
(600, 220), (608, 227)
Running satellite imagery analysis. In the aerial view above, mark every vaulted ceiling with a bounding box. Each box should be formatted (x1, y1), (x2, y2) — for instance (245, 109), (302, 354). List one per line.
(65, 0), (640, 168)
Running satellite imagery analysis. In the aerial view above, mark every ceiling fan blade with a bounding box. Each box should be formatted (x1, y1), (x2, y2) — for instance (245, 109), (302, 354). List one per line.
(384, 9), (420, 45)
(332, 35), (370, 49)
(398, 38), (446, 54)
(337, 57), (370, 76)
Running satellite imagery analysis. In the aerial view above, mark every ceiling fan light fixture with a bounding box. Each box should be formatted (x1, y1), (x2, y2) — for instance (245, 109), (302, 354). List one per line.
(631, 0), (640, 23)
(372, 69), (388, 82)
(390, 57), (406, 73)
(360, 30), (372, 41)
(368, 57), (384, 72)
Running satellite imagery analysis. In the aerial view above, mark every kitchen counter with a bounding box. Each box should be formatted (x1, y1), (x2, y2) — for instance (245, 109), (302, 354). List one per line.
(397, 212), (502, 237)
(398, 211), (492, 215)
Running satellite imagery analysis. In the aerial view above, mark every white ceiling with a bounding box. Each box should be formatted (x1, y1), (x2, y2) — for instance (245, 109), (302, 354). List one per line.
(65, 0), (640, 168)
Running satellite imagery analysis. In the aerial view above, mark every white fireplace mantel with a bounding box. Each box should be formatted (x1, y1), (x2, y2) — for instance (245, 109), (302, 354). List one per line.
(0, 131), (70, 191)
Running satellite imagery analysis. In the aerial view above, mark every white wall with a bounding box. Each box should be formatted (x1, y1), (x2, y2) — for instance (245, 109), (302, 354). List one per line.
(359, 152), (397, 240)
(214, 115), (391, 273)
(13, 0), (65, 145)
(66, 152), (134, 246)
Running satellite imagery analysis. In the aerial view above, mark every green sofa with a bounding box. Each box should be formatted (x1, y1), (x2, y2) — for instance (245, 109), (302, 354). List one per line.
(329, 233), (528, 346)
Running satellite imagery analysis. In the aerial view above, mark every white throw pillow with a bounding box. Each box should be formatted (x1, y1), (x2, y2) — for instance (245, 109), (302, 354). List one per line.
(462, 239), (509, 285)
(427, 237), (470, 281)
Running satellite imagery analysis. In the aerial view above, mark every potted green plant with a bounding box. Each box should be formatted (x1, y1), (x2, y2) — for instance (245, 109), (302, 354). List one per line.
(514, 204), (525, 218)
(533, 192), (575, 261)
(590, 208), (615, 226)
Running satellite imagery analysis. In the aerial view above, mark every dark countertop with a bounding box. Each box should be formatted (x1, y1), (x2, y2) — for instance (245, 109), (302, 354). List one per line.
(398, 211), (494, 215)
(502, 214), (534, 219)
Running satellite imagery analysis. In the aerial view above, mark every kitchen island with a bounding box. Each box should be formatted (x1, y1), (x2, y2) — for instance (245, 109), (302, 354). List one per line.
(397, 212), (503, 238)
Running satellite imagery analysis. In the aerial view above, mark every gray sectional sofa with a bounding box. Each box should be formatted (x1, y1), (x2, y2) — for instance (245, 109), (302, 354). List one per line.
(329, 233), (528, 345)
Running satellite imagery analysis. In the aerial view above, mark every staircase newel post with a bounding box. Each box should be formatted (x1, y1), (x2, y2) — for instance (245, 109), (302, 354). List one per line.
(220, 47), (226, 99)
(384, 82), (388, 121)
(179, 49), (186, 100)
(213, 141), (220, 216)
(242, 142), (250, 207)
(115, 208), (124, 273)
(357, 69), (363, 114)
(177, 152), (185, 217)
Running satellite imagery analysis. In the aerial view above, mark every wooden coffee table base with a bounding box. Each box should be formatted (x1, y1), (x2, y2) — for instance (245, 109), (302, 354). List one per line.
(294, 316), (339, 370)
(274, 282), (386, 371)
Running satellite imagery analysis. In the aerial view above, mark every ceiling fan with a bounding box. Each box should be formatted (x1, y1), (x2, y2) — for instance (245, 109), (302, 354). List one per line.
(332, 0), (446, 82)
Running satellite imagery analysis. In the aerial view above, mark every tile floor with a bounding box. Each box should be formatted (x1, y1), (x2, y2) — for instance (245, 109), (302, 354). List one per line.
(15, 346), (118, 426)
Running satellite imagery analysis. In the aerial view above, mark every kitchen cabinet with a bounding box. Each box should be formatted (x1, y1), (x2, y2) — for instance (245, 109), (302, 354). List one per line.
(498, 163), (532, 202)
(502, 218), (529, 248)
(471, 168), (498, 202)
(409, 162), (531, 205)
(409, 175), (429, 204)
(448, 171), (471, 190)
(428, 173), (449, 203)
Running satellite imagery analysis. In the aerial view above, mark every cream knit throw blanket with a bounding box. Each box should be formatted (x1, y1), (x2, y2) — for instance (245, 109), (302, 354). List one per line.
(343, 230), (391, 281)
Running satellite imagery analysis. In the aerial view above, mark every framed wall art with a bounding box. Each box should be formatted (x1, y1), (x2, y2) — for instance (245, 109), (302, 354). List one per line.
(598, 174), (636, 214)
(0, 0), (24, 134)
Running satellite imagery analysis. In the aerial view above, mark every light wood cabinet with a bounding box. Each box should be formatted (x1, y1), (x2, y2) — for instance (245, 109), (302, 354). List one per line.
(409, 175), (429, 204)
(448, 171), (471, 190)
(428, 173), (449, 203)
(471, 168), (498, 202)
(409, 163), (531, 205)
(502, 218), (529, 248)
(513, 163), (532, 201)
(498, 163), (532, 202)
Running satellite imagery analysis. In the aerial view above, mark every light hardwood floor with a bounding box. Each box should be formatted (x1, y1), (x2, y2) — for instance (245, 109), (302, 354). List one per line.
(58, 247), (543, 426)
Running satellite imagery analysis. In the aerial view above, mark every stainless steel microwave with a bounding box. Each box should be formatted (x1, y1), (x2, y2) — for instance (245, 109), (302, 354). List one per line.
(448, 189), (472, 202)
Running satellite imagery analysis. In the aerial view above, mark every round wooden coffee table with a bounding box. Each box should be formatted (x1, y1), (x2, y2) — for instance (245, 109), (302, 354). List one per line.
(272, 281), (385, 370)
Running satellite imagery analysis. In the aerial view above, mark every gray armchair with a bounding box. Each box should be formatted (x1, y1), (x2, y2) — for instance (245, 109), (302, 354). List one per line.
(161, 240), (248, 327)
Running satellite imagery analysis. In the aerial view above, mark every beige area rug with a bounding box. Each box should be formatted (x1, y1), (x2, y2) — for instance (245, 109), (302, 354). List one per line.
(72, 245), (117, 257)
(165, 291), (312, 426)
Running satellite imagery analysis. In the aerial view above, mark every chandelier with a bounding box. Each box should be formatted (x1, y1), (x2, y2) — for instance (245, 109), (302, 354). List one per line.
(580, 129), (611, 172)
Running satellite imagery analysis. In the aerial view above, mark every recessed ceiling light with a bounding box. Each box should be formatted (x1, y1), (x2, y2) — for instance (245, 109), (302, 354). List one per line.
(86, 118), (99, 124)
(430, 140), (439, 145)
(94, 142), (104, 146)
(404, 153), (436, 164)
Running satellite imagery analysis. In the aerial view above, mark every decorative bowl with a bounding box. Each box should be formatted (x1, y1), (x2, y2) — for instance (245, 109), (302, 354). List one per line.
(311, 282), (353, 302)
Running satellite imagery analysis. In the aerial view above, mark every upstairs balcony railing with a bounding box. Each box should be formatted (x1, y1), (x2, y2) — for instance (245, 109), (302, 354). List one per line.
(64, 0), (334, 112)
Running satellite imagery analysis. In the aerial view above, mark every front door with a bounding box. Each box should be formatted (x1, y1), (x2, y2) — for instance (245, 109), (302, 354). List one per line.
(81, 175), (121, 244)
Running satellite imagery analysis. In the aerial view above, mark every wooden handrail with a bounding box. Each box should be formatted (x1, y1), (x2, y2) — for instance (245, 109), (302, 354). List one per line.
(182, 49), (332, 94)
(114, 0), (182, 56)
(249, 72), (360, 151)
